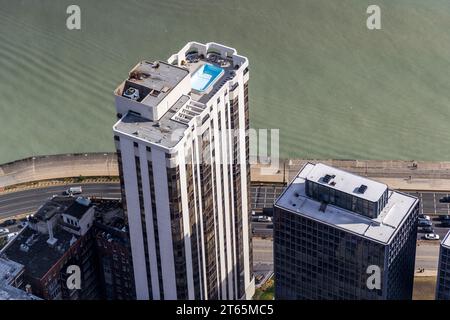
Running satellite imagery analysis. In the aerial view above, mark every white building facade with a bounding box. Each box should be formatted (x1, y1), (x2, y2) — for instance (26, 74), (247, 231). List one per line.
(113, 42), (254, 300)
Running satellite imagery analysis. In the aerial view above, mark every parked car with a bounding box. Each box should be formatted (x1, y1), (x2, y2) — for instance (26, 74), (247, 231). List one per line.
(418, 219), (432, 227)
(439, 215), (450, 221)
(421, 226), (434, 233)
(440, 221), (450, 228)
(0, 219), (16, 227)
(424, 233), (440, 240)
(0, 228), (10, 236)
(439, 196), (450, 203)
(7, 232), (18, 242)
(419, 214), (431, 221)
(257, 216), (272, 223)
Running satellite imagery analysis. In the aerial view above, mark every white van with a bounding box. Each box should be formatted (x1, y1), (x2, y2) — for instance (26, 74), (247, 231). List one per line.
(66, 186), (83, 195)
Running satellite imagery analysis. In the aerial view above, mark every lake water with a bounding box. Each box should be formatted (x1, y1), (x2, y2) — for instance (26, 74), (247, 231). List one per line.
(1, 0), (450, 164)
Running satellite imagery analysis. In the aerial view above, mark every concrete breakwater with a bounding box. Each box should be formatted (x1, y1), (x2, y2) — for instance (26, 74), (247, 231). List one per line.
(2, 153), (450, 192)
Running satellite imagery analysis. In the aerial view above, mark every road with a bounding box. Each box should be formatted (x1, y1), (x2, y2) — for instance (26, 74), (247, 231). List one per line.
(2, 183), (449, 239)
(0, 183), (120, 219)
(0, 182), (444, 277)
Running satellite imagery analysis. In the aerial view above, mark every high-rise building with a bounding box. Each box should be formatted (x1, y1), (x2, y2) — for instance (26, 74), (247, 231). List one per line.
(436, 230), (450, 300)
(112, 42), (254, 300)
(274, 162), (419, 300)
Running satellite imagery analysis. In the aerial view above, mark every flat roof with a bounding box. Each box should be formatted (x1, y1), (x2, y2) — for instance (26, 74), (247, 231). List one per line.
(0, 284), (40, 300)
(306, 163), (388, 203)
(117, 61), (189, 107)
(442, 230), (450, 249)
(0, 258), (40, 300)
(114, 46), (243, 149)
(3, 227), (76, 279)
(275, 163), (418, 244)
(0, 257), (23, 284)
(114, 95), (190, 148)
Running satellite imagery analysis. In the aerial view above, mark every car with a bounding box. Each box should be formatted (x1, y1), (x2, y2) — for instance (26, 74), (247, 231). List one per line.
(440, 221), (450, 228)
(418, 220), (432, 227)
(424, 233), (440, 240)
(64, 186), (83, 195)
(419, 215), (431, 221)
(421, 226), (434, 233)
(0, 219), (16, 227)
(439, 196), (450, 203)
(0, 228), (10, 235)
(7, 232), (18, 241)
(440, 215), (450, 221)
(257, 216), (272, 223)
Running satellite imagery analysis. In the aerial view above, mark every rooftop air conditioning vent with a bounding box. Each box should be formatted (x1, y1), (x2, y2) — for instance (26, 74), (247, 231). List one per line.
(123, 87), (140, 101)
(358, 184), (368, 194)
(322, 174), (335, 184)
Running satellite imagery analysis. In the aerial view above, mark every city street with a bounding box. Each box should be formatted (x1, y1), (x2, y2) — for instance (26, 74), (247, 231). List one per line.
(0, 183), (120, 219)
(0, 182), (448, 275)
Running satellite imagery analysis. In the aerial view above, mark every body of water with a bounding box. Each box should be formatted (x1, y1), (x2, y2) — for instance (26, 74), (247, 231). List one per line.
(1, 0), (450, 164)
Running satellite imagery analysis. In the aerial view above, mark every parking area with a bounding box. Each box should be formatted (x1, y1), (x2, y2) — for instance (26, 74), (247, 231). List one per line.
(250, 184), (286, 213)
(406, 191), (450, 216)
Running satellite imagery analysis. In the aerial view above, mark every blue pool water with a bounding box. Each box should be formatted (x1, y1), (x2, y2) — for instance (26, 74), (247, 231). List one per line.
(191, 63), (224, 92)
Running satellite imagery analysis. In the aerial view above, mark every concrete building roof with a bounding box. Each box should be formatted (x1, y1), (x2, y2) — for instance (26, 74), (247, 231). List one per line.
(113, 42), (246, 150)
(306, 163), (387, 202)
(121, 60), (189, 108)
(0, 284), (41, 300)
(275, 163), (419, 244)
(114, 95), (190, 148)
(0, 257), (23, 284)
(0, 257), (40, 300)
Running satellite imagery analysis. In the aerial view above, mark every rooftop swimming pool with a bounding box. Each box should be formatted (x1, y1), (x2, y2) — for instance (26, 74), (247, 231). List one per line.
(190, 63), (224, 92)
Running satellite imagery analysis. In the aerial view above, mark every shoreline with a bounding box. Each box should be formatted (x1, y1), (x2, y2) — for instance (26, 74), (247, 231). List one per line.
(2, 153), (450, 192)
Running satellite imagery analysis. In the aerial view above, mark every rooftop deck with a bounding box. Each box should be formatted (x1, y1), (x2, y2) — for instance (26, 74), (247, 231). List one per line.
(114, 42), (244, 149)
(114, 95), (190, 148)
(117, 61), (189, 108)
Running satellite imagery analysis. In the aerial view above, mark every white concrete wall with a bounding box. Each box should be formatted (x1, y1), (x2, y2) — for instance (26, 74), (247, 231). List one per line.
(151, 148), (177, 299)
(120, 137), (150, 300)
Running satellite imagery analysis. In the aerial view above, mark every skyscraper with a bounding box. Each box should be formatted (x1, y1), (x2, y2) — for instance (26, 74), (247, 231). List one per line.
(436, 230), (450, 300)
(274, 162), (419, 300)
(112, 42), (254, 300)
